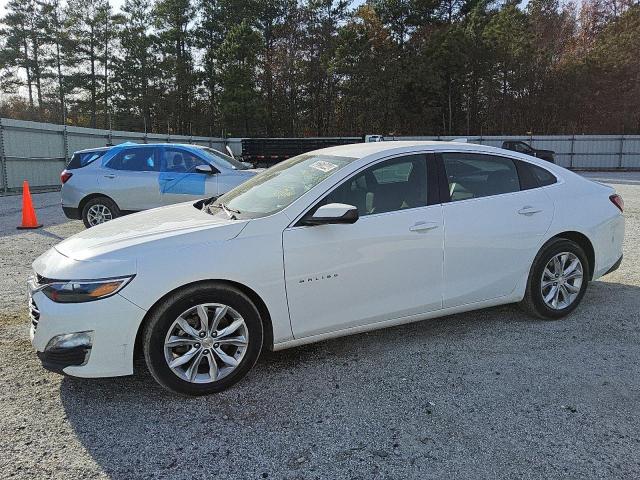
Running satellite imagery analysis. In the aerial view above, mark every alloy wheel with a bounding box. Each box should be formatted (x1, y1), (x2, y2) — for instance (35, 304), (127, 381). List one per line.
(540, 252), (584, 310)
(163, 303), (248, 384)
(87, 204), (113, 226)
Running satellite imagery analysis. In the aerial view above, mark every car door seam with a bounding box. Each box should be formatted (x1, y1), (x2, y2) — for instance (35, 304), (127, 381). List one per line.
(281, 230), (297, 341)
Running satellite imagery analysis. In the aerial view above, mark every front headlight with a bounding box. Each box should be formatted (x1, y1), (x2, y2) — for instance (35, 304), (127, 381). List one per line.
(39, 276), (134, 303)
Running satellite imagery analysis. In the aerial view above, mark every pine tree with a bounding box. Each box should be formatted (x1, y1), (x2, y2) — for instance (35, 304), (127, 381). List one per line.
(194, 0), (226, 134)
(65, 0), (113, 128)
(39, 0), (70, 122)
(0, 0), (44, 113)
(216, 19), (263, 136)
(112, 0), (157, 131)
(154, 0), (196, 134)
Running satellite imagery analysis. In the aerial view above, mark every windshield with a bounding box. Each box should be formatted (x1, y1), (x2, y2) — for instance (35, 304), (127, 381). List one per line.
(209, 153), (357, 219)
(198, 146), (249, 170)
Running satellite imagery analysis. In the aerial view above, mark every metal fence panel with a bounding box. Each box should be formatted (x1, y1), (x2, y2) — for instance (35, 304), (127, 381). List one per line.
(6, 157), (66, 190)
(67, 126), (112, 154)
(1, 119), (66, 161)
(622, 137), (640, 169)
(1, 119), (66, 190)
(110, 130), (146, 145)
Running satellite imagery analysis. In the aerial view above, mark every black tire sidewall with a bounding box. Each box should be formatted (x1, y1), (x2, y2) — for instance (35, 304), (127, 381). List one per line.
(81, 197), (120, 228)
(529, 239), (589, 319)
(143, 285), (263, 396)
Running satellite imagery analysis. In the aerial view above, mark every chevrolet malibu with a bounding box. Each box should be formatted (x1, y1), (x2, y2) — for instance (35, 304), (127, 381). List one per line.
(29, 141), (624, 395)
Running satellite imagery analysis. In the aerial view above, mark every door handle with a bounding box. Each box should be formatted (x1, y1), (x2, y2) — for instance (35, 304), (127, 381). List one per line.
(103, 173), (116, 179)
(163, 177), (176, 181)
(518, 206), (542, 216)
(409, 221), (439, 232)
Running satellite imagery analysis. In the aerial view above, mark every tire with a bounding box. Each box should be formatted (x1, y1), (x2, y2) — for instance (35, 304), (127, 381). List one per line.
(81, 196), (120, 228)
(143, 283), (263, 396)
(520, 238), (590, 320)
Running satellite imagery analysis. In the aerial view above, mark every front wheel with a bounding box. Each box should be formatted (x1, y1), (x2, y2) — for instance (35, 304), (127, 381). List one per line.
(520, 238), (589, 319)
(143, 283), (263, 395)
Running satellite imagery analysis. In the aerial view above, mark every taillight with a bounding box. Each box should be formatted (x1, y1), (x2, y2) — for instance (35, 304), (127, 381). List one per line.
(610, 194), (624, 212)
(60, 170), (73, 184)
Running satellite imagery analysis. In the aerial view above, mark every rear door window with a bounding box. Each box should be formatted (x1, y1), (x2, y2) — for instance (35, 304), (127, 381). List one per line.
(106, 147), (159, 172)
(442, 153), (520, 201)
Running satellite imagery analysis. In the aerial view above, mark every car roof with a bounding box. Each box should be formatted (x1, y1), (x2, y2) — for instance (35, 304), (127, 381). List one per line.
(137, 143), (208, 148)
(75, 146), (111, 154)
(75, 143), (212, 153)
(319, 140), (573, 182)
(317, 140), (503, 158)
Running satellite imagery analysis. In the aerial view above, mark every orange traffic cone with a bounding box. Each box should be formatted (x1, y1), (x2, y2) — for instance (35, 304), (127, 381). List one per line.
(17, 180), (43, 230)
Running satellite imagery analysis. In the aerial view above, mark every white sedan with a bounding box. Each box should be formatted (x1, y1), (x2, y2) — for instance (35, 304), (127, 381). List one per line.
(28, 141), (624, 395)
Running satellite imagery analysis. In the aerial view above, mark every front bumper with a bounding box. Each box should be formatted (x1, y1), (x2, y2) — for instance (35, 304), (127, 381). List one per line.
(29, 286), (147, 378)
(37, 346), (90, 374)
(603, 254), (623, 276)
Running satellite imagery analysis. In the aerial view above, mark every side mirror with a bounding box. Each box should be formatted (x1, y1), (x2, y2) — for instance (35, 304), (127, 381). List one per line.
(304, 203), (359, 226)
(195, 164), (215, 175)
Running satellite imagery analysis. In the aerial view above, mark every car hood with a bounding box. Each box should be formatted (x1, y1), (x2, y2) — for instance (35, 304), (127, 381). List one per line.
(55, 201), (247, 261)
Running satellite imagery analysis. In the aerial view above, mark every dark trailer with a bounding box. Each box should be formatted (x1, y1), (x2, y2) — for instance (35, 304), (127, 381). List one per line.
(241, 137), (361, 166)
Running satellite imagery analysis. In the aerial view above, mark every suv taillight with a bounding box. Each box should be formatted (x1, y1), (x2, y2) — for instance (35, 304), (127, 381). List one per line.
(610, 194), (624, 212)
(60, 170), (73, 184)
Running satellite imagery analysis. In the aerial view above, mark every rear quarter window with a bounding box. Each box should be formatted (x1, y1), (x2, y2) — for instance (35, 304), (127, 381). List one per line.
(66, 150), (107, 169)
(531, 164), (557, 186)
(517, 161), (557, 189)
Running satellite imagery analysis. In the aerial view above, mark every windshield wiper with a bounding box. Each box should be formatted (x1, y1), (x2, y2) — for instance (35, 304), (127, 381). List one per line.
(207, 202), (241, 219)
(220, 203), (235, 219)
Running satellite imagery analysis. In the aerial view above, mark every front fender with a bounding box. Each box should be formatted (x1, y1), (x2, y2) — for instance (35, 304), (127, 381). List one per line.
(119, 230), (293, 345)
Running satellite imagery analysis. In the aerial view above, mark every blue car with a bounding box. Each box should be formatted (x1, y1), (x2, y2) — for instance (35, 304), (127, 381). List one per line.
(60, 143), (261, 227)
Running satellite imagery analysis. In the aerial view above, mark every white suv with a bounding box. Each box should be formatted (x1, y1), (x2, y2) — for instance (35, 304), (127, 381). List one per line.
(60, 143), (260, 227)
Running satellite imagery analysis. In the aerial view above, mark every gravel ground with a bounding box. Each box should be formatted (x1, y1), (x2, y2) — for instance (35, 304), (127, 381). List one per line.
(1, 174), (639, 479)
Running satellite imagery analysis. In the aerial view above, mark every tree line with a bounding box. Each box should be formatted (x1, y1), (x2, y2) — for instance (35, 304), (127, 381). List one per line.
(1, 0), (639, 137)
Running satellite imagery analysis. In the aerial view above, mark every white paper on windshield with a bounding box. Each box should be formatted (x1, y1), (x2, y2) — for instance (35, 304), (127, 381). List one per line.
(309, 160), (338, 173)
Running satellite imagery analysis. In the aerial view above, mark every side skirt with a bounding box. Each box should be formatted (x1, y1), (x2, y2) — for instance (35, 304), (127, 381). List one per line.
(273, 293), (521, 352)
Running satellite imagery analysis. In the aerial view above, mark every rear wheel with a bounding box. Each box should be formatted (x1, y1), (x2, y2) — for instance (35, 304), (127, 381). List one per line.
(81, 196), (120, 228)
(520, 238), (589, 319)
(143, 283), (263, 395)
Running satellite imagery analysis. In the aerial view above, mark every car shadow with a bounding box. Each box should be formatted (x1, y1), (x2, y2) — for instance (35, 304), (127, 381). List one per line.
(58, 279), (640, 479)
